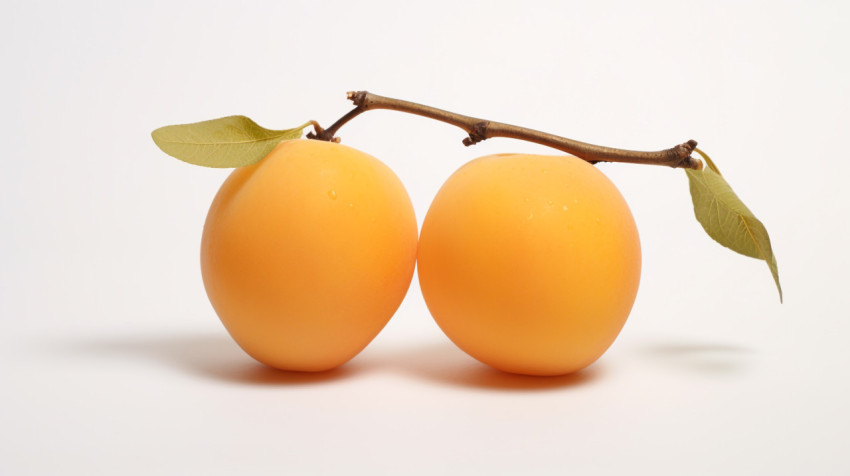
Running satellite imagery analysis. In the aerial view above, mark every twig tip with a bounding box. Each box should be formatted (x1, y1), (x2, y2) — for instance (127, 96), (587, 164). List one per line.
(347, 91), (368, 107)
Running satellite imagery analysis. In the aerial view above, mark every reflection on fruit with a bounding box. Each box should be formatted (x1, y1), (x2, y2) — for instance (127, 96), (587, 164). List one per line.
(418, 153), (641, 376)
(201, 139), (417, 372)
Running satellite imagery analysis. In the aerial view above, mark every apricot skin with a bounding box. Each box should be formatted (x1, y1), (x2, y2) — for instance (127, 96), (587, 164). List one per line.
(201, 140), (417, 372)
(417, 153), (641, 376)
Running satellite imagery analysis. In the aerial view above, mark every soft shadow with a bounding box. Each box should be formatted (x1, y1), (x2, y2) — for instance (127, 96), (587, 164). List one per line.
(359, 341), (601, 391)
(63, 333), (356, 386)
(62, 333), (601, 389)
(637, 341), (754, 375)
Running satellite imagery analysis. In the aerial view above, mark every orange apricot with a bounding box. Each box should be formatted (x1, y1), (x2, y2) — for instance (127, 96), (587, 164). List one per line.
(417, 153), (641, 376)
(201, 139), (417, 372)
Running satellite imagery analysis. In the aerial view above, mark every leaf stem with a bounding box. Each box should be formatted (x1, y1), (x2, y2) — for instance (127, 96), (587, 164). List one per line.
(308, 91), (702, 169)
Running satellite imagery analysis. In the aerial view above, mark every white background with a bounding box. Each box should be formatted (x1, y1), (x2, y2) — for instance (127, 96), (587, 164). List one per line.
(2, 1), (848, 474)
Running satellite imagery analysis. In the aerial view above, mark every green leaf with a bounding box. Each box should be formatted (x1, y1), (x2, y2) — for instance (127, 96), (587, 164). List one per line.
(686, 150), (782, 302)
(151, 116), (311, 168)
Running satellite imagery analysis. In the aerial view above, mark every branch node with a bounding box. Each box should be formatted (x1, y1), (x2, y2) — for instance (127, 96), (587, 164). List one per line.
(663, 140), (701, 169)
(464, 121), (489, 147)
(305, 121), (339, 142)
(679, 140), (700, 169)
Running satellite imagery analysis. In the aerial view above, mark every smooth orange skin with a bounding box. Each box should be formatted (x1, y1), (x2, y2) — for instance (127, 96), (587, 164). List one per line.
(418, 154), (641, 376)
(201, 140), (417, 372)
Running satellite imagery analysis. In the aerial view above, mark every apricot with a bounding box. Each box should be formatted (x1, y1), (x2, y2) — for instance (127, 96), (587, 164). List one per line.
(417, 153), (641, 376)
(201, 139), (417, 372)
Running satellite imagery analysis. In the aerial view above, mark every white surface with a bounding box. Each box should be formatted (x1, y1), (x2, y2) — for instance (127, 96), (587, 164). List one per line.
(2, 1), (849, 474)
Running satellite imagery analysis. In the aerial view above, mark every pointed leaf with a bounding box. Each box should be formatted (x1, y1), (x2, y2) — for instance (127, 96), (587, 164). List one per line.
(152, 116), (310, 168)
(686, 153), (782, 302)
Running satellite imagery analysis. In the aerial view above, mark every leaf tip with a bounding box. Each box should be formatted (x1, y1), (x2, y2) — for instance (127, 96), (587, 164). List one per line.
(150, 126), (167, 151)
(769, 258), (783, 303)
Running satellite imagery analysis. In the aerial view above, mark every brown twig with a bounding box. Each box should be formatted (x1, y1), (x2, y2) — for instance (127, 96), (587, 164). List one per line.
(308, 91), (702, 169)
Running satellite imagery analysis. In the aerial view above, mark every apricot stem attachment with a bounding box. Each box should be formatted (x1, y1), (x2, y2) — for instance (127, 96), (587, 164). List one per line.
(308, 91), (702, 169)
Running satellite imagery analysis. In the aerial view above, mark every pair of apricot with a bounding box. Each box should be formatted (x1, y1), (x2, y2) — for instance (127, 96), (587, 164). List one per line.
(201, 139), (640, 376)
